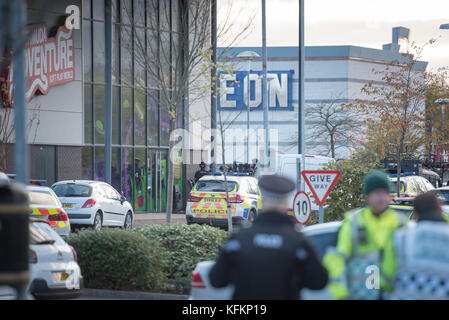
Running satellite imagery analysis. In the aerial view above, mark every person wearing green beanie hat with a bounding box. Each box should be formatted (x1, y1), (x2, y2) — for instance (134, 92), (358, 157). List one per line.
(363, 170), (392, 197)
(322, 169), (407, 300)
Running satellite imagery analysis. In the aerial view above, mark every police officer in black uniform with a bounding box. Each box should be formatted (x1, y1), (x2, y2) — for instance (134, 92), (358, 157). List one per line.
(209, 174), (328, 300)
(194, 162), (209, 183)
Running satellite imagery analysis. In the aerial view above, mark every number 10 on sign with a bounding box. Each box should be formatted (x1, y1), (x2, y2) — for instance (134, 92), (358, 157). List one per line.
(292, 191), (311, 225)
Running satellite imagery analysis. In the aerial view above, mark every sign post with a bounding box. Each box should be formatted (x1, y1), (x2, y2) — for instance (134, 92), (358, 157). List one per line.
(301, 170), (341, 223)
(292, 191), (311, 225)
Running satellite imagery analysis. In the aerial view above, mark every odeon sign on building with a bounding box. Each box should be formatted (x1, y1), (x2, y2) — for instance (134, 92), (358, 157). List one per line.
(218, 70), (294, 111)
(1, 23), (75, 107)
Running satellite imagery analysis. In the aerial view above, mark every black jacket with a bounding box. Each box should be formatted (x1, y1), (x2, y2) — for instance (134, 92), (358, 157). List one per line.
(209, 211), (328, 300)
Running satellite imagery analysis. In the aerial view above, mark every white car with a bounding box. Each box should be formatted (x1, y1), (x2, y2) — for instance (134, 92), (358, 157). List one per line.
(0, 219), (83, 300)
(189, 221), (341, 300)
(28, 219), (83, 299)
(51, 180), (134, 230)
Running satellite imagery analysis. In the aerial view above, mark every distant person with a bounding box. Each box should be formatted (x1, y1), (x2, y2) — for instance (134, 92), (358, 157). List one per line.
(323, 170), (407, 300)
(209, 174), (328, 300)
(385, 191), (449, 299)
(194, 162), (209, 183)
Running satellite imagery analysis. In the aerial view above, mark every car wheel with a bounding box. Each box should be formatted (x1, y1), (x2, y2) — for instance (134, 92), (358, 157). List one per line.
(93, 212), (102, 230)
(123, 212), (133, 230)
(248, 210), (256, 224)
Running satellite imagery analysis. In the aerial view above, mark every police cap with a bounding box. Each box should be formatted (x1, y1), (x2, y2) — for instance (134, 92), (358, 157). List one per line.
(258, 174), (295, 200)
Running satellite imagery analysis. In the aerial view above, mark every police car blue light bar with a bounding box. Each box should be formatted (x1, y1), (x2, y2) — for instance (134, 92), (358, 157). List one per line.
(211, 172), (251, 176)
(389, 172), (415, 177)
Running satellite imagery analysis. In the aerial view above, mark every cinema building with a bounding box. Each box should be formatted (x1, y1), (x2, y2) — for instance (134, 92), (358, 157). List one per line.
(217, 27), (428, 161)
(1, 0), (210, 213)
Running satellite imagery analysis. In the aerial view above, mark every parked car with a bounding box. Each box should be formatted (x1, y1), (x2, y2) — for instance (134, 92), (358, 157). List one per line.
(28, 219), (83, 299)
(432, 187), (449, 222)
(189, 221), (341, 300)
(389, 174), (434, 199)
(185, 173), (262, 228)
(27, 185), (71, 237)
(0, 219), (83, 300)
(51, 180), (134, 230)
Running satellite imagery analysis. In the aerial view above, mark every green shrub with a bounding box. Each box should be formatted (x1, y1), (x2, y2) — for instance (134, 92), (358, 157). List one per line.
(134, 223), (228, 294)
(323, 157), (375, 221)
(66, 228), (168, 292)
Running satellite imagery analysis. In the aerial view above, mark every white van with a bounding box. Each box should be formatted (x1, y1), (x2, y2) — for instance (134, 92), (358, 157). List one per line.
(269, 154), (335, 212)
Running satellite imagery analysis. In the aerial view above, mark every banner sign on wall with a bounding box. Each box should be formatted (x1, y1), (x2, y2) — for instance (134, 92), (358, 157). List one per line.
(1, 24), (75, 107)
(218, 70), (294, 111)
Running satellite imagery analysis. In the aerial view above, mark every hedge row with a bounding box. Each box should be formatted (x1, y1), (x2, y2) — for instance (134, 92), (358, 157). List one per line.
(135, 223), (228, 293)
(66, 224), (228, 294)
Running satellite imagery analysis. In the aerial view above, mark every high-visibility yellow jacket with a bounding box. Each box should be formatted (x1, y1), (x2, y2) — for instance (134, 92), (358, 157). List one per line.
(322, 206), (406, 299)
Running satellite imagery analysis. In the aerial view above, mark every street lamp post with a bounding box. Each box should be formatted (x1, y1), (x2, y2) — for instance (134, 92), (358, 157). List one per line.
(435, 98), (449, 186)
(262, 0), (269, 169)
(436, 98), (449, 161)
(237, 51), (260, 164)
(298, 0), (305, 192)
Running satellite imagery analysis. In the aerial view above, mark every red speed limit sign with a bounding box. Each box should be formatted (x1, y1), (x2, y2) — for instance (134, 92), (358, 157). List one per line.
(292, 191), (311, 225)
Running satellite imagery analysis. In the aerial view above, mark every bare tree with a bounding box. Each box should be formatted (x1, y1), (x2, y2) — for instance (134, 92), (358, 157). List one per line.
(120, 0), (254, 223)
(305, 98), (361, 158)
(0, 103), (41, 172)
(348, 41), (434, 196)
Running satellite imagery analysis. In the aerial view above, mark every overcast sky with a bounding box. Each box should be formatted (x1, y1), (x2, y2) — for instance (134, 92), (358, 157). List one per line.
(218, 0), (449, 71)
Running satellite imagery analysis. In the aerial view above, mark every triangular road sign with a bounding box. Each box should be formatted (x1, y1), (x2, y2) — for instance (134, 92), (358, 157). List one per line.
(301, 170), (341, 206)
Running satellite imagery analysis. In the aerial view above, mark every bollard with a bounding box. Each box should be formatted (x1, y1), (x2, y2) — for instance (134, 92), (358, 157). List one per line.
(0, 180), (30, 299)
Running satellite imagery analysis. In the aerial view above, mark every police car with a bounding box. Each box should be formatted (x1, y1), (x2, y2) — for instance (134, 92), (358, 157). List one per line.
(185, 173), (262, 228)
(27, 185), (71, 237)
(388, 173), (434, 199)
(389, 198), (449, 222)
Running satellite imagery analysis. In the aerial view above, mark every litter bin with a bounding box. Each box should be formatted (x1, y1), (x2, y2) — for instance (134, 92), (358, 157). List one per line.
(0, 180), (30, 299)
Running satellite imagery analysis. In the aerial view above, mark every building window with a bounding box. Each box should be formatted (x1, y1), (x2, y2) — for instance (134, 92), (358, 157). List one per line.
(112, 86), (120, 145)
(92, 0), (105, 21)
(83, 0), (92, 19)
(81, 0), (186, 212)
(83, 20), (92, 82)
(121, 87), (133, 145)
(84, 84), (93, 144)
(120, 26), (133, 86)
(147, 89), (159, 146)
(121, 147), (134, 202)
(94, 84), (106, 144)
(94, 147), (105, 181)
(81, 147), (93, 180)
(135, 90), (146, 146)
(93, 21), (106, 83)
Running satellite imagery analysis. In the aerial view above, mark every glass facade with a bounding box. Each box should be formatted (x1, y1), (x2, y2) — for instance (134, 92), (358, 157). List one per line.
(82, 0), (185, 212)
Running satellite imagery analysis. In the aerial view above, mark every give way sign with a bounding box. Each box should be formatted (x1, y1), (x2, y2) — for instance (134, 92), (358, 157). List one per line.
(301, 170), (341, 206)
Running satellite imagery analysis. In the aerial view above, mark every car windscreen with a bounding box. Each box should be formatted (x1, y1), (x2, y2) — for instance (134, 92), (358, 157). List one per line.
(52, 184), (92, 197)
(390, 180), (406, 193)
(28, 190), (60, 206)
(195, 180), (238, 192)
(307, 231), (339, 259)
(437, 190), (449, 204)
(30, 222), (57, 245)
